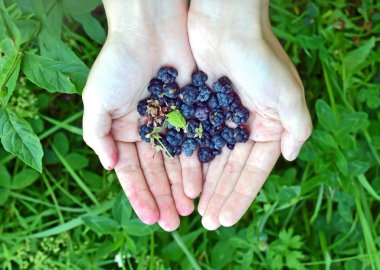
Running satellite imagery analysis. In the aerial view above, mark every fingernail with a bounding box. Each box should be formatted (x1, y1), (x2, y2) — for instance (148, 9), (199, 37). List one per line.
(289, 149), (300, 161)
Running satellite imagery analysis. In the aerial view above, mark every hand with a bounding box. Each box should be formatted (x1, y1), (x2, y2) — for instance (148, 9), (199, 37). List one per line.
(82, 0), (202, 231)
(188, 0), (312, 230)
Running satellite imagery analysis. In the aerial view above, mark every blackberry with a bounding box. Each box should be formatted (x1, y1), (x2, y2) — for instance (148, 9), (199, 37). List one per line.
(157, 66), (178, 83)
(226, 94), (242, 111)
(200, 119), (212, 132)
(181, 84), (199, 104)
(209, 108), (225, 127)
(221, 126), (235, 145)
(231, 107), (249, 125)
(162, 138), (181, 157)
(212, 149), (221, 156)
(166, 98), (182, 109)
(182, 138), (198, 157)
(196, 130), (211, 147)
(227, 143), (235, 150)
(207, 94), (219, 109)
(137, 99), (148, 117)
(212, 76), (233, 94)
(166, 129), (184, 146)
(216, 92), (233, 107)
(194, 104), (210, 121)
(197, 85), (212, 102)
(198, 147), (214, 163)
(201, 119), (223, 135)
(163, 82), (180, 99)
(192, 70), (208, 86)
(139, 124), (154, 143)
(211, 133), (226, 151)
(181, 103), (195, 119)
(158, 95), (168, 106)
(233, 126), (249, 143)
(186, 120), (200, 138)
(148, 79), (164, 96)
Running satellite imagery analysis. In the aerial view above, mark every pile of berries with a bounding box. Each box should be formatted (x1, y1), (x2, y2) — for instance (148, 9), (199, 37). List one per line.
(137, 67), (249, 163)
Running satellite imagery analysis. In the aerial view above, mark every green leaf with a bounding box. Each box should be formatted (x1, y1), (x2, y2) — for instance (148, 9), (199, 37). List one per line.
(52, 132), (69, 155)
(62, 0), (101, 16)
(123, 219), (158, 236)
(343, 37), (375, 76)
(65, 153), (89, 170)
(82, 215), (120, 235)
(112, 192), (132, 227)
(11, 169), (40, 190)
(337, 111), (369, 134)
(22, 52), (84, 94)
(315, 99), (337, 132)
(73, 13), (106, 44)
(166, 110), (187, 129)
(311, 130), (337, 150)
(0, 165), (11, 205)
(0, 105), (43, 172)
(335, 150), (348, 176)
(211, 241), (235, 269)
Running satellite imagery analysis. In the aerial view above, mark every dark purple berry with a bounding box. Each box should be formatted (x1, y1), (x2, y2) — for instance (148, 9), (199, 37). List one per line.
(196, 130), (211, 147)
(166, 98), (182, 109)
(212, 149), (221, 156)
(182, 138), (198, 157)
(162, 138), (181, 156)
(186, 120), (200, 138)
(192, 70), (208, 86)
(226, 95), (242, 111)
(211, 133), (226, 151)
(202, 119), (223, 135)
(216, 92), (233, 107)
(194, 104), (210, 121)
(233, 126), (249, 143)
(197, 85), (212, 102)
(139, 124), (154, 143)
(137, 99), (148, 117)
(212, 76), (233, 94)
(221, 126), (235, 145)
(231, 107), (249, 125)
(227, 143), (235, 150)
(198, 147), (215, 163)
(148, 79), (164, 96)
(157, 66), (178, 83)
(164, 82), (180, 98)
(208, 94), (219, 109)
(209, 108), (225, 127)
(181, 84), (199, 105)
(181, 103), (195, 119)
(166, 129), (184, 146)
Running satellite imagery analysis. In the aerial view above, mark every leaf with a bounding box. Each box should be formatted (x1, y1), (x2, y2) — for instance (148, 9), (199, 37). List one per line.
(0, 165), (11, 205)
(337, 111), (369, 134)
(52, 132), (69, 155)
(162, 229), (203, 261)
(343, 37), (375, 76)
(335, 150), (348, 176)
(22, 52), (85, 94)
(73, 13), (106, 44)
(311, 130), (337, 151)
(112, 192), (132, 227)
(166, 110), (187, 129)
(82, 215), (120, 235)
(211, 241), (235, 269)
(62, 0), (101, 16)
(123, 219), (159, 236)
(65, 153), (89, 170)
(11, 169), (40, 190)
(315, 99), (337, 132)
(0, 105), (43, 172)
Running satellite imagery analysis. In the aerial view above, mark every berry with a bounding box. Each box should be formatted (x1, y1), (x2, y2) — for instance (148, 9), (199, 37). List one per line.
(212, 149), (221, 156)
(181, 84), (199, 104)
(226, 95), (242, 111)
(196, 130), (211, 147)
(166, 98), (182, 109)
(211, 133), (226, 150)
(233, 126), (249, 143)
(158, 95), (168, 106)
(212, 76), (233, 94)
(198, 147), (214, 163)
(162, 138), (181, 156)
(148, 79), (164, 96)
(182, 138), (198, 156)
(227, 143), (235, 150)
(139, 124), (154, 143)
(197, 85), (212, 102)
(194, 104), (210, 121)
(181, 103), (195, 119)
(216, 92), (233, 107)
(192, 70), (208, 86)
(186, 120), (200, 138)
(209, 108), (225, 127)
(166, 129), (184, 146)
(137, 99), (148, 117)
(221, 126), (235, 145)
(164, 82), (180, 98)
(201, 119), (223, 135)
(231, 107), (249, 125)
(157, 66), (178, 83)
(207, 94), (219, 109)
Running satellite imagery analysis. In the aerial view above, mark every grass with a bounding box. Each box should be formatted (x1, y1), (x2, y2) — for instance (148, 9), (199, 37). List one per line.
(1, 0), (380, 269)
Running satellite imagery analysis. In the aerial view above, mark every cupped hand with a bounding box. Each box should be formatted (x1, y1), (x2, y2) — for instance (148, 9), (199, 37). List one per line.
(82, 1), (202, 231)
(188, 1), (312, 230)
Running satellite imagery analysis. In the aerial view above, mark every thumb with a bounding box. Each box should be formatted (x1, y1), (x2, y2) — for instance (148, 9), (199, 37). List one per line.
(82, 101), (119, 170)
(278, 89), (312, 161)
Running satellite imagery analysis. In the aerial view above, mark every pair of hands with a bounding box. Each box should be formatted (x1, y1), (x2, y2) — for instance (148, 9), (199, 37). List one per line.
(82, 0), (312, 231)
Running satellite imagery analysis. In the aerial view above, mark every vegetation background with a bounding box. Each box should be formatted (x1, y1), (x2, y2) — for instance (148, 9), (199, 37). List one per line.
(0, 0), (379, 269)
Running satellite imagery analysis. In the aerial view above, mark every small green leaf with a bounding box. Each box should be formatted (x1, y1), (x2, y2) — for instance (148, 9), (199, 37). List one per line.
(12, 169), (40, 190)
(315, 99), (337, 132)
(0, 105), (43, 172)
(65, 153), (89, 170)
(0, 165), (11, 205)
(166, 110), (187, 129)
(82, 215), (120, 235)
(112, 192), (132, 227)
(73, 13), (105, 44)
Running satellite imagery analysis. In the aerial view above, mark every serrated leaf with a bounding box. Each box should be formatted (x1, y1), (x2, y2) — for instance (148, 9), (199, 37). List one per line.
(11, 169), (40, 190)
(82, 215), (120, 235)
(166, 110), (186, 129)
(0, 105), (43, 172)
(22, 52), (85, 94)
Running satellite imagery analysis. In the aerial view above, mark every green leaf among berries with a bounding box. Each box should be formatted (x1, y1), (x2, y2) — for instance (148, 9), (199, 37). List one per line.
(166, 110), (186, 130)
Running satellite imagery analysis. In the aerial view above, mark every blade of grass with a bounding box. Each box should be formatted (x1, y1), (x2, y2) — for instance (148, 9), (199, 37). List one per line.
(41, 173), (65, 224)
(41, 114), (83, 137)
(357, 174), (380, 201)
(172, 231), (201, 270)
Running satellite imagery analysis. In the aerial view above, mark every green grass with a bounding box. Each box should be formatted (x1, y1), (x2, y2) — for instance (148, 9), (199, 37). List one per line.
(1, 0), (380, 269)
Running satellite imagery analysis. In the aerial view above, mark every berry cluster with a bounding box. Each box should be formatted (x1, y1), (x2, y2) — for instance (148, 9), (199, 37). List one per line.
(137, 67), (250, 163)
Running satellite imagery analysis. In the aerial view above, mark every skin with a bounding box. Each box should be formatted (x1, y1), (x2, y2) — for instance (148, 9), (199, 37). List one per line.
(188, 0), (313, 230)
(82, 0), (203, 231)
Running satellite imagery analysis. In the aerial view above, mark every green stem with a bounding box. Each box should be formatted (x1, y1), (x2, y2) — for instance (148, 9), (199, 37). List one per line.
(172, 231), (201, 270)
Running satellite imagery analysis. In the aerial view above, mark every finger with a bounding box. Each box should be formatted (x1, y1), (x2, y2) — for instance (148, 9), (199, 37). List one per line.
(278, 88), (312, 161)
(136, 142), (180, 231)
(163, 154), (194, 216)
(180, 152), (203, 199)
(201, 142), (253, 230)
(82, 107), (118, 170)
(114, 142), (159, 225)
(218, 141), (281, 227)
(198, 148), (231, 216)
